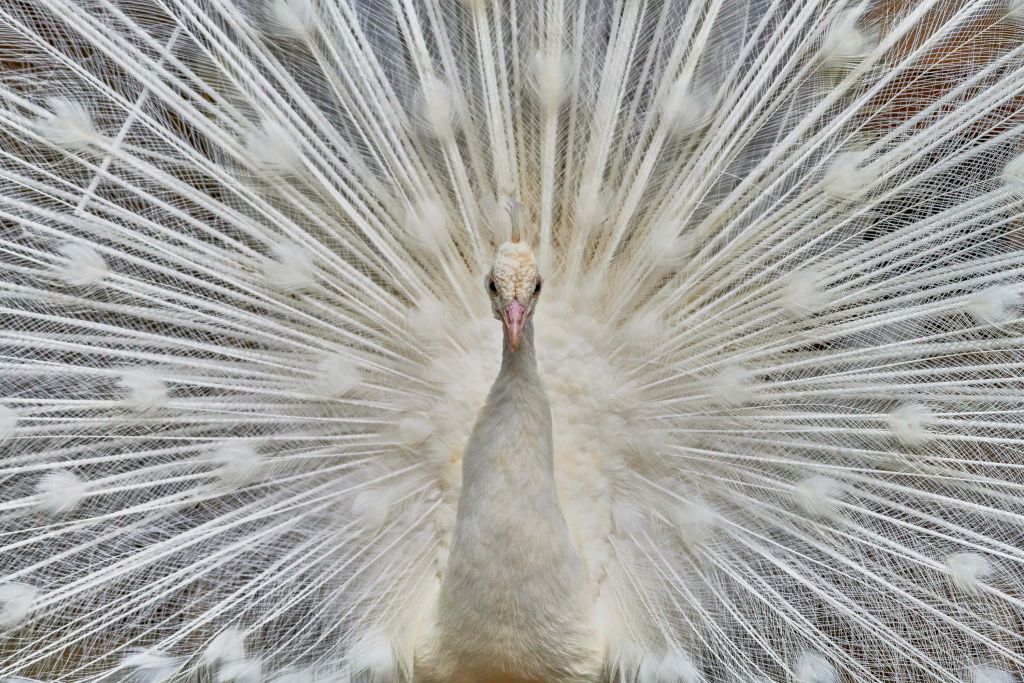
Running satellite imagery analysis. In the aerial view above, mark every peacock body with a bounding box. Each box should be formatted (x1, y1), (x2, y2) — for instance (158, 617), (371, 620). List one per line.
(2, 0), (1024, 681)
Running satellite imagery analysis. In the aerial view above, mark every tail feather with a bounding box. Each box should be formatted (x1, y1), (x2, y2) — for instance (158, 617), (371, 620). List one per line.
(1, 0), (1024, 681)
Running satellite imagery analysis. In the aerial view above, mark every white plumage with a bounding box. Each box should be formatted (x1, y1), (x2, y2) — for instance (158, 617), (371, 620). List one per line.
(33, 469), (87, 516)
(793, 652), (837, 683)
(946, 552), (994, 595)
(55, 241), (108, 288)
(1, 0), (1024, 682)
(0, 582), (37, 630)
(121, 649), (182, 683)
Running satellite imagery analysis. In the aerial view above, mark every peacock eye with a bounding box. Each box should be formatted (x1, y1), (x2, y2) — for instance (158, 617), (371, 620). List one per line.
(533, 280), (542, 296)
(487, 278), (497, 294)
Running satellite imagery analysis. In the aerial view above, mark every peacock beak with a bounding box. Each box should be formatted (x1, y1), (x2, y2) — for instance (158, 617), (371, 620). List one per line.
(502, 300), (526, 351)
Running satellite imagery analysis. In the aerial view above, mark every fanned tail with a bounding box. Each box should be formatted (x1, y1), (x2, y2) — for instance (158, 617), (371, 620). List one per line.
(0, 1), (1023, 682)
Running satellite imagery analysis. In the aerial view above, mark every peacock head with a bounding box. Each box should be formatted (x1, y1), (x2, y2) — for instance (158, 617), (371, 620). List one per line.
(486, 237), (542, 352)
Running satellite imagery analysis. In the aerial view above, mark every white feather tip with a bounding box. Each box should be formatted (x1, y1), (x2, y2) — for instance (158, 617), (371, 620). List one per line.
(350, 487), (399, 532)
(404, 197), (449, 255)
(795, 475), (844, 520)
(262, 241), (316, 293)
(795, 651), (837, 683)
(968, 664), (1015, 683)
(711, 365), (758, 407)
(311, 352), (361, 397)
(269, 0), (317, 37)
(820, 7), (875, 69)
(967, 286), (1020, 327)
(247, 120), (304, 173)
(822, 150), (876, 197)
(420, 75), (456, 140)
(782, 268), (829, 318)
(0, 581), (37, 629)
(123, 648), (181, 683)
(38, 98), (100, 149)
(407, 297), (446, 341)
(887, 402), (935, 446)
(0, 403), (16, 443)
(57, 241), (108, 287)
(674, 502), (718, 546)
(213, 441), (263, 489)
(203, 627), (247, 666)
(398, 415), (433, 446)
(119, 368), (169, 413)
(35, 469), (87, 516)
(531, 49), (570, 113)
(638, 649), (702, 683)
(348, 628), (398, 682)
(946, 552), (992, 594)
(661, 80), (710, 137)
(217, 658), (263, 683)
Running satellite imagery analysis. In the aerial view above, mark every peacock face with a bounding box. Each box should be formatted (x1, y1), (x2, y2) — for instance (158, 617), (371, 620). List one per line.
(486, 240), (543, 351)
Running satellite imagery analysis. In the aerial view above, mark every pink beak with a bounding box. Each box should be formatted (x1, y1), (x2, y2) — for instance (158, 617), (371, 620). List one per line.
(502, 300), (527, 351)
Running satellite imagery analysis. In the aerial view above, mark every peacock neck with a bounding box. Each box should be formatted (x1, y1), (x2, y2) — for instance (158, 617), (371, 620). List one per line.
(467, 317), (552, 477)
(499, 318), (539, 381)
(425, 314), (598, 681)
